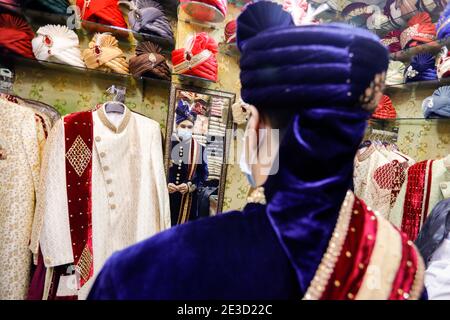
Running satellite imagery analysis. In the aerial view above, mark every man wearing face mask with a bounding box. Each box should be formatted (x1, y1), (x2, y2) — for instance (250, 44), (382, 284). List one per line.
(168, 99), (209, 226)
(88, 1), (426, 300)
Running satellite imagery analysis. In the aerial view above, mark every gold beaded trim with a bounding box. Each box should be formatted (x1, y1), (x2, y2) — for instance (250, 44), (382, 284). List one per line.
(97, 104), (131, 134)
(303, 190), (355, 300)
(409, 244), (425, 300)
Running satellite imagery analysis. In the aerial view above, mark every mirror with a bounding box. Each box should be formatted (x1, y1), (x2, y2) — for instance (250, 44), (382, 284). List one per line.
(165, 84), (235, 226)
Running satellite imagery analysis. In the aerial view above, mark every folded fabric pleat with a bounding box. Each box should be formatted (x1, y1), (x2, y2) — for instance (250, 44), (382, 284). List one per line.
(0, 13), (35, 59)
(129, 41), (170, 80)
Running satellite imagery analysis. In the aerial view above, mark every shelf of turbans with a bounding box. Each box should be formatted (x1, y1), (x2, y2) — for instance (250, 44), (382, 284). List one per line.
(0, 0), (178, 94)
(304, 0), (450, 163)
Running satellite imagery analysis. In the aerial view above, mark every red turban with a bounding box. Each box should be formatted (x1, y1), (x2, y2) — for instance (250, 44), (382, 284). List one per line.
(400, 12), (436, 49)
(372, 95), (397, 119)
(225, 20), (237, 43)
(0, 13), (35, 59)
(180, 0), (227, 21)
(172, 32), (218, 82)
(77, 0), (127, 29)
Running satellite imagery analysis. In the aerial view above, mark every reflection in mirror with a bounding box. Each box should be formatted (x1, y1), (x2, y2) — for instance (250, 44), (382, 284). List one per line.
(166, 85), (235, 226)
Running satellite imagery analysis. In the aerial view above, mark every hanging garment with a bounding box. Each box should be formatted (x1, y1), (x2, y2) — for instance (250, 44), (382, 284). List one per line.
(0, 98), (42, 299)
(390, 156), (450, 240)
(29, 105), (171, 299)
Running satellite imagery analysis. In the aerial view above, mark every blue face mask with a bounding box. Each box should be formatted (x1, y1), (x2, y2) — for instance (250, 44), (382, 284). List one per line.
(177, 128), (192, 141)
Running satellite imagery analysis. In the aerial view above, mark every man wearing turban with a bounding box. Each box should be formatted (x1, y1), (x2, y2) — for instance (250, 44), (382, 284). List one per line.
(168, 96), (209, 226)
(88, 2), (426, 300)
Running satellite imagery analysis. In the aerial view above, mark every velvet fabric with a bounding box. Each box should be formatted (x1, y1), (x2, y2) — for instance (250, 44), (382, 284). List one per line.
(88, 204), (301, 299)
(64, 111), (94, 287)
(437, 2), (450, 39)
(35, 0), (70, 14)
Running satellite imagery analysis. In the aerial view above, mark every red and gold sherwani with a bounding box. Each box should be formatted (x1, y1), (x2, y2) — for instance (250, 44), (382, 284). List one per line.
(304, 191), (425, 300)
(30, 105), (171, 299)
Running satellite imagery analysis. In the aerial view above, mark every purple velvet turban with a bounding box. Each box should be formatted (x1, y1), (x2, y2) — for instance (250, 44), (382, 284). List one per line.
(237, 1), (390, 291)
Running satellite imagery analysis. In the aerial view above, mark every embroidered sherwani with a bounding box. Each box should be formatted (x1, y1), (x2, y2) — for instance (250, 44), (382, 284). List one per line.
(0, 98), (41, 299)
(30, 106), (171, 299)
(390, 157), (450, 240)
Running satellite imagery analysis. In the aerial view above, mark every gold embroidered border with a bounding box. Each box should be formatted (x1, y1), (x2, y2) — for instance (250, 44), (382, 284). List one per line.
(303, 191), (355, 300)
(97, 105), (131, 134)
(355, 215), (402, 300)
(409, 244), (425, 300)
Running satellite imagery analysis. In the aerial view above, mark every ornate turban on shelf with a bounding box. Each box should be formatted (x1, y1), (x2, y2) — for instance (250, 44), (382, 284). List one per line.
(127, 0), (174, 41)
(422, 85), (450, 118)
(372, 94), (397, 119)
(32, 24), (85, 68)
(436, 47), (450, 79)
(381, 30), (402, 53)
(386, 60), (406, 85)
(400, 12), (436, 49)
(77, 0), (127, 29)
(82, 33), (129, 74)
(404, 53), (437, 82)
(225, 20), (237, 44)
(436, 2), (450, 39)
(172, 32), (218, 82)
(0, 13), (35, 59)
(176, 99), (197, 125)
(129, 41), (170, 80)
(342, 2), (375, 27)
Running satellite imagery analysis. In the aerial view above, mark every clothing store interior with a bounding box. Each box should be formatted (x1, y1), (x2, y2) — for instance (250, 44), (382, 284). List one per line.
(1, 0), (450, 301)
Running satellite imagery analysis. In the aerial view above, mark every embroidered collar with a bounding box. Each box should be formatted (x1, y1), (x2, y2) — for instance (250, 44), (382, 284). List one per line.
(96, 104), (131, 134)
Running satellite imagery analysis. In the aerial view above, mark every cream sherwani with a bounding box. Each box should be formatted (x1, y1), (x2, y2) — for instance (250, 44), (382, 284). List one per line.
(0, 98), (41, 299)
(30, 106), (171, 299)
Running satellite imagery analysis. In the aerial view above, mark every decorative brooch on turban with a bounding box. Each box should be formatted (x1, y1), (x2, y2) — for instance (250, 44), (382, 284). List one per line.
(224, 20), (237, 44)
(404, 53), (437, 82)
(32, 25), (85, 68)
(0, 13), (35, 59)
(127, 0), (174, 41)
(386, 60), (406, 85)
(381, 30), (402, 53)
(34, 0), (70, 14)
(436, 2), (450, 39)
(180, 0), (228, 23)
(436, 47), (450, 79)
(422, 85), (450, 118)
(129, 41), (170, 80)
(371, 95), (397, 119)
(77, 0), (127, 29)
(400, 12), (436, 49)
(82, 33), (129, 74)
(172, 32), (218, 82)
(176, 99), (197, 125)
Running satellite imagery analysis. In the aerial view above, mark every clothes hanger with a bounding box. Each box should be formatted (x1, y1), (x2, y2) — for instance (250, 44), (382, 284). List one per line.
(104, 85), (126, 114)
